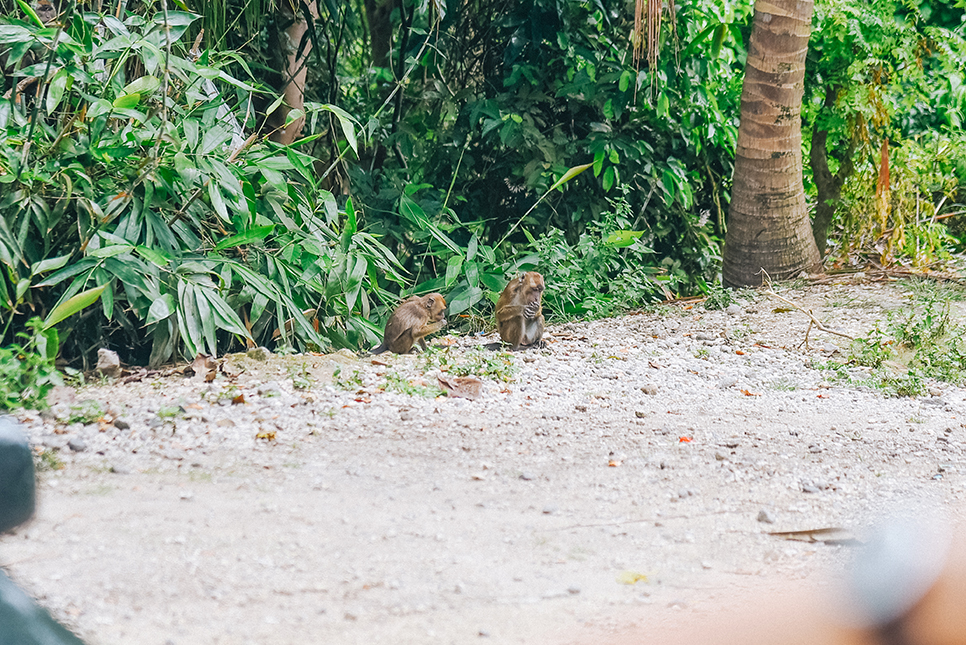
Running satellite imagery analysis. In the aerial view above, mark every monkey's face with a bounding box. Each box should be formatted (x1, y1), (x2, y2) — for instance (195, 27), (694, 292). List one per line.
(520, 272), (545, 304)
(425, 294), (447, 323)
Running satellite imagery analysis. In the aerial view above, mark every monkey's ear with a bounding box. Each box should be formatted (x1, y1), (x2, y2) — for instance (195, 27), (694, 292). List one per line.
(424, 296), (435, 309)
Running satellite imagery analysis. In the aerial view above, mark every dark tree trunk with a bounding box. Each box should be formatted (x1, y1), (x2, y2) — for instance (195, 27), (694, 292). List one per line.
(722, 0), (821, 287)
(364, 0), (397, 70)
(809, 86), (856, 258)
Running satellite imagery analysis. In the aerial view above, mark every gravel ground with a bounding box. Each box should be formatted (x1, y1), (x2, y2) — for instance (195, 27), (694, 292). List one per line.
(3, 277), (966, 644)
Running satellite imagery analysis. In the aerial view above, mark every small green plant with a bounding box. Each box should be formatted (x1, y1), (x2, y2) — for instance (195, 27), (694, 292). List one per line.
(383, 372), (445, 397)
(694, 348), (710, 359)
(703, 283), (734, 310)
(65, 399), (105, 424)
(333, 368), (364, 390)
(0, 318), (62, 411)
(157, 405), (183, 419)
(35, 449), (64, 472)
(289, 363), (314, 390)
(420, 346), (518, 383)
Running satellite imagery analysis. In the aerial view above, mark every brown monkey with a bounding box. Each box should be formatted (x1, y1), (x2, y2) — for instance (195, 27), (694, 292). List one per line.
(495, 272), (546, 350)
(371, 293), (447, 354)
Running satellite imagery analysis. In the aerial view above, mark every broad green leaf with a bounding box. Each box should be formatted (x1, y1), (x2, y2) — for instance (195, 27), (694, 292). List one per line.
(603, 230), (644, 247)
(113, 93), (141, 109)
(447, 286), (483, 315)
(90, 243), (134, 258)
(146, 293), (176, 324)
(124, 75), (160, 95)
(464, 261), (480, 288)
(178, 282), (204, 358)
(0, 24), (32, 44)
(196, 288), (217, 355)
(344, 256), (367, 313)
(619, 70), (632, 92)
(445, 255), (463, 287)
(31, 254), (70, 276)
(15, 0), (43, 27)
(657, 92), (670, 117)
(550, 163), (593, 192)
(46, 69), (70, 114)
(87, 98), (113, 119)
(208, 182), (229, 221)
(661, 169), (677, 203)
(44, 285), (106, 329)
(213, 225), (275, 251)
(136, 245), (171, 268)
(15, 278), (29, 301)
(466, 234), (478, 262)
(37, 327), (59, 361)
(603, 166), (615, 191)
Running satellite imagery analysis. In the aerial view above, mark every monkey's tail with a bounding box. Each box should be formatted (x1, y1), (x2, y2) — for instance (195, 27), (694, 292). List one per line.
(369, 341), (389, 355)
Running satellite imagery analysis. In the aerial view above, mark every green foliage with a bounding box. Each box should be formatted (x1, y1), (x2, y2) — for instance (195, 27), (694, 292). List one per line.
(0, 317), (62, 410)
(34, 448), (64, 472)
(825, 283), (966, 393)
(66, 399), (105, 424)
(335, 0), (742, 314)
(383, 371), (445, 398)
(703, 282), (734, 310)
(332, 367), (363, 391)
(0, 7), (403, 365)
(528, 189), (668, 319)
(420, 345), (517, 383)
(806, 0), (966, 265)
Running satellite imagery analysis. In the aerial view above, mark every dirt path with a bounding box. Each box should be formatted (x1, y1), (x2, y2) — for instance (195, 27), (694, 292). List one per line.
(3, 279), (966, 644)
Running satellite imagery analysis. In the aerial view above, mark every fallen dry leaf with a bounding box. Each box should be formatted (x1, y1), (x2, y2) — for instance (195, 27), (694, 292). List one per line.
(740, 389), (760, 396)
(436, 375), (483, 399)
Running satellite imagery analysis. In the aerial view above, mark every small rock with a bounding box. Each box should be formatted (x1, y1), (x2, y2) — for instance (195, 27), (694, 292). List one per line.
(216, 418), (235, 427)
(542, 505), (558, 515)
(801, 481), (822, 494)
(67, 437), (87, 452)
(725, 304), (742, 316)
(96, 348), (121, 378)
(113, 418), (131, 430)
(110, 464), (130, 475)
(667, 600), (687, 610)
(695, 332), (713, 341)
(640, 385), (658, 395)
(574, 404), (587, 412)
(399, 411), (413, 421)
(635, 410), (647, 418)
(519, 472), (535, 481)
(717, 376), (738, 389)
(567, 586), (581, 595)
(478, 629), (490, 638)
(928, 387), (943, 397)
(757, 509), (775, 524)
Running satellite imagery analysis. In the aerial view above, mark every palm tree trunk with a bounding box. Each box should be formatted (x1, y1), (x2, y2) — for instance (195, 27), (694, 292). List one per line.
(722, 0), (821, 287)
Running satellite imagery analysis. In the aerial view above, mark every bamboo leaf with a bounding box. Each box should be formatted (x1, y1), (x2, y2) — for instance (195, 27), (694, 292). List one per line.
(549, 163), (593, 192)
(43, 285), (106, 329)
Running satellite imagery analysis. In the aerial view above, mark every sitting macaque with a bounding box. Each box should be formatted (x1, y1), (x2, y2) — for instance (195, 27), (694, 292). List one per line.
(495, 272), (546, 350)
(371, 293), (447, 354)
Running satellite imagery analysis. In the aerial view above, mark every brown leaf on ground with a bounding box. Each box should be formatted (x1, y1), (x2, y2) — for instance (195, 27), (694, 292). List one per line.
(437, 375), (483, 399)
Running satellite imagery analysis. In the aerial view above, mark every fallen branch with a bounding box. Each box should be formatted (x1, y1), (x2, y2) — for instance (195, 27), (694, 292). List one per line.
(760, 270), (854, 346)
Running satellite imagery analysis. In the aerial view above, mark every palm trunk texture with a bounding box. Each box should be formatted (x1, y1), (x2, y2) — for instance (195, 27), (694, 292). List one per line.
(722, 0), (821, 287)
